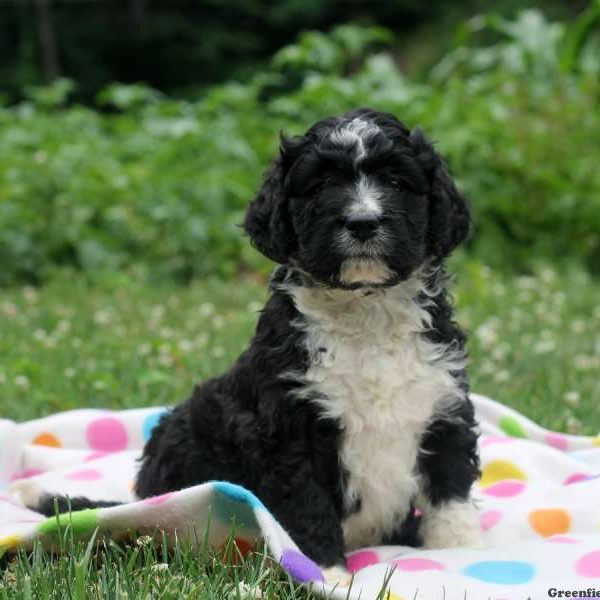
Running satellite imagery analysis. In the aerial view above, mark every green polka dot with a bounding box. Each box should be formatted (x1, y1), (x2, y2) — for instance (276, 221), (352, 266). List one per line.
(499, 416), (528, 439)
(38, 509), (100, 537)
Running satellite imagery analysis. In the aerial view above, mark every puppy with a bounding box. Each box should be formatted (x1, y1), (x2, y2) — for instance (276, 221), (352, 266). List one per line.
(135, 108), (482, 573)
(39, 108), (482, 579)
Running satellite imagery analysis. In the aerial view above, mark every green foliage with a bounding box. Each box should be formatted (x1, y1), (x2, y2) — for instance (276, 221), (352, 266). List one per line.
(1, 13), (599, 285)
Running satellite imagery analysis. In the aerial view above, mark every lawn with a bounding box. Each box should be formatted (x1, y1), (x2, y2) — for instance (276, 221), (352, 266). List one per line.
(1, 259), (599, 597)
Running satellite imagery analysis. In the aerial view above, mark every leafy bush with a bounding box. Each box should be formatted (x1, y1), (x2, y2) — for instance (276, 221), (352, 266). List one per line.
(1, 11), (599, 285)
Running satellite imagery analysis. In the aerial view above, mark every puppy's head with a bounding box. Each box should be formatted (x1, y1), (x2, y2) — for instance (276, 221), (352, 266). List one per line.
(244, 108), (470, 289)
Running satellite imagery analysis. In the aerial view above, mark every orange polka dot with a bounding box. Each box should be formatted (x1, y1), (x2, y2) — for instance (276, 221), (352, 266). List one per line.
(219, 538), (255, 564)
(32, 432), (62, 448)
(529, 508), (571, 538)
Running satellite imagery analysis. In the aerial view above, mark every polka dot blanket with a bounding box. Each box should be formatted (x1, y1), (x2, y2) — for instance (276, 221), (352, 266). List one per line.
(2, 393), (600, 599)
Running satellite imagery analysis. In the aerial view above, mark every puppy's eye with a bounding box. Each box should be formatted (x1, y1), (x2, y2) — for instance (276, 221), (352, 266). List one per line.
(305, 176), (331, 196)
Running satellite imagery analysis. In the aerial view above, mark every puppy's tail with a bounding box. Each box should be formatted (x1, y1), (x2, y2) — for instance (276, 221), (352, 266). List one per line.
(35, 494), (121, 517)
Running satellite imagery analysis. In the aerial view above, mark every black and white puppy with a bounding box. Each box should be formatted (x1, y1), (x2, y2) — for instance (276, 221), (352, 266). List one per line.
(134, 108), (482, 578)
(38, 108), (482, 582)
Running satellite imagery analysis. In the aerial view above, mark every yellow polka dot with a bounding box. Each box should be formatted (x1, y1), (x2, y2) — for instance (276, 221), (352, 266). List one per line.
(385, 593), (404, 600)
(529, 508), (571, 538)
(593, 436), (600, 447)
(480, 460), (527, 487)
(32, 432), (62, 448)
(0, 534), (21, 550)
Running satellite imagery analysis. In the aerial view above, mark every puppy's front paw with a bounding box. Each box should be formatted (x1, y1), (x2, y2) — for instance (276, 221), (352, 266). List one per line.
(321, 565), (353, 588)
(422, 499), (486, 550)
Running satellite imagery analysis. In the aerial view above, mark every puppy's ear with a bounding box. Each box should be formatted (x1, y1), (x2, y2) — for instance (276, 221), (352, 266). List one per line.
(410, 128), (471, 258)
(244, 136), (300, 264)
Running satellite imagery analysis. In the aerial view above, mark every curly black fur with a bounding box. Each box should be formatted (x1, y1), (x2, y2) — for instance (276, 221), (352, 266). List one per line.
(35, 108), (480, 569)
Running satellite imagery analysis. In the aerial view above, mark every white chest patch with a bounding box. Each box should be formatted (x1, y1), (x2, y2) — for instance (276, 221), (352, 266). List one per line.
(285, 272), (466, 549)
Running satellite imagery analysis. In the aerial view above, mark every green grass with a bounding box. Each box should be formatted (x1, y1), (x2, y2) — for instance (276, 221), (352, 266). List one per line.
(1, 260), (599, 597)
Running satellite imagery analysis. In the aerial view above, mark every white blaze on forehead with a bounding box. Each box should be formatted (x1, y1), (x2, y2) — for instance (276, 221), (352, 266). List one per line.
(346, 174), (383, 217)
(329, 117), (380, 162)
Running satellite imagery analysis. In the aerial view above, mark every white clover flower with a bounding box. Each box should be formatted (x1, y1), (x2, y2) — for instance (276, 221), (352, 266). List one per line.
(573, 355), (600, 370)
(491, 283), (506, 297)
(566, 414), (582, 434)
(64, 368), (76, 378)
(151, 305), (165, 320)
(213, 315), (225, 329)
(14, 375), (30, 388)
(178, 339), (194, 353)
(571, 320), (585, 334)
(93, 309), (112, 325)
(540, 268), (556, 283)
(516, 276), (537, 290)
(92, 380), (107, 391)
(563, 391), (580, 406)
(158, 354), (174, 367)
(552, 292), (566, 306)
(517, 289), (533, 303)
(533, 340), (556, 354)
(494, 370), (510, 383)
(22, 286), (38, 303)
(1, 302), (18, 318)
(56, 319), (71, 335)
(34, 150), (47, 164)
(196, 333), (209, 347)
(138, 343), (152, 356)
(474, 322), (498, 349)
(160, 327), (174, 339)
(236, 582), (263, 599)
(492, 343), (510, 361)
(199, 303), (215, 317)
(33, 329), (47, 341)
(136, 535), (153, 547)
(479, 361), (496, 375)
(212, 346), (225, 358)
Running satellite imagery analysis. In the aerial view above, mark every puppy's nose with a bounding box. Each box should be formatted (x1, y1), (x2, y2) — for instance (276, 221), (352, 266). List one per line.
(345, 214), (380, 242)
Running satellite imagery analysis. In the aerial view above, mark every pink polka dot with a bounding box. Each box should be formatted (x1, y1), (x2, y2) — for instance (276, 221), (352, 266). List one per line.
(564, 473), (599, 485)
(548, 535), (580, 544)
(142, 493), (174, 506)
(10, 469), (43, 481)
(414, 507), (423, 517)
(85, 451), (113, 462)
(394, 558), (445, 572)
(576, 550), (600, 578)
(481, 480), (526, 498)
(66, 469), (103, 481)
(86, 417), (128, 451)
(346, 550), (379, 573)
(480, 509), (503, 531)
(546, 432), (569, 451)
(480, 436), (514, 448)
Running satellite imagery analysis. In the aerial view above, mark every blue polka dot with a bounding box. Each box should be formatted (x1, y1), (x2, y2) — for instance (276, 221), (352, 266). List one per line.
(213, 481), (264, 509)
(212, 482), (263, 531)
(463, 560), (536, 585)
(142, 410), (168, 442)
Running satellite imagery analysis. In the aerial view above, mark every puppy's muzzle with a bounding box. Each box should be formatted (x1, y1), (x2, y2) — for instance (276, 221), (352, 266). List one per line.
(344, 214), (380, 242)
